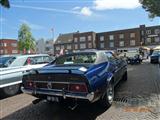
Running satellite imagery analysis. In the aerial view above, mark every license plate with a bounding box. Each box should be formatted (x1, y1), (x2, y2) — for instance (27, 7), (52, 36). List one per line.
(47, 96), (59, 102)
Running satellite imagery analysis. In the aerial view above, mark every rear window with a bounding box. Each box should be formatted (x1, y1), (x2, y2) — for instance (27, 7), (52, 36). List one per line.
(55, 53), (97, 65)
(152, 51), (160, 55)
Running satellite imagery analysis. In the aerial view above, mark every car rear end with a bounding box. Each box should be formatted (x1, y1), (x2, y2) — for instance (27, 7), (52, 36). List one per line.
(22, 66), (94, 102)
(22, 52), (97, 103)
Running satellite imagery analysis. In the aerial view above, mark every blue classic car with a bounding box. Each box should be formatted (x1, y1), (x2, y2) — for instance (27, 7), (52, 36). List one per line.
(150, 50), (160, 63)
(22, 51), (127, 107)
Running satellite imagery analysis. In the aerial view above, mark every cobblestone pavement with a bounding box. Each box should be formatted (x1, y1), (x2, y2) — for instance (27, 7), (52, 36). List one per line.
(0, 62), (160, 120)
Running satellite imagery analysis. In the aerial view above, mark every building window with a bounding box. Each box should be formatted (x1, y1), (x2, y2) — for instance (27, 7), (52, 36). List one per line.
(57, 41), (61, 43)
(80, 36), (86, 42)
(5, 49), (8, 54)
(61, 45), (65, 49)
(109, 42), (114, 47)
(67, 44), (72, 50)
(56, 46), (60, 50)
(119, 34), (124, 39)
(4, 43), (7, 47)
(155, 37), (160, 42)
(12, 50), (18, 54)
(141, 31), (144, 35)
(119, 41), (124, 47)
(146, 30), (151, 35)
(100, 43), (104, 48)
(146, 38), (151, 43)
(88, 36), (92, 41)
(68, 39), (72, 42)
(11, 43), (17, 47)
(109, 35), (114, 40)
(0, 43), (3, 47)
(0, 50), (3, 54)
(130, 40), (136, 46)
(130, 33), (135, 38)
(74, 38), (78, 42)
(155, 29), (160, 35)
(88, 43), (92, 48)
(80, 43), (86, 49)
(74, 44), (78, 49)
(100, 36), (104, 41)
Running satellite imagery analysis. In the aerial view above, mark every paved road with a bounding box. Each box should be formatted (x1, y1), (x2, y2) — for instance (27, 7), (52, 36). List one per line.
(0, 62), (160, 120)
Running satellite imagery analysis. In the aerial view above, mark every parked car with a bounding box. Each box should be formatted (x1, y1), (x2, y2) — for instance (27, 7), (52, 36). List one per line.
(22, 51), (127, 108)
(119, 52), (142, 64)
(0, 55), (18, 68)
(150, 50), (160, 63)
(0, 54), (53, 97)
(159, 57), (160, 66)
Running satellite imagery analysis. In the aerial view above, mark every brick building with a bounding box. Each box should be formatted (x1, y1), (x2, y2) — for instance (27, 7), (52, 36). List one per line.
(97, 25), (160, 52)
(54, 25), (160, 55)
(96, 28), (141, 52)
(72, 31), (96, 51)
(0, 39), (19, 55)
(54, 33), (74, 55)
(54, 31), (96, 55)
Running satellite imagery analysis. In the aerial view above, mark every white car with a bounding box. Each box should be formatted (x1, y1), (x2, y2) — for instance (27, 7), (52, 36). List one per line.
(0, 54), (53, 97)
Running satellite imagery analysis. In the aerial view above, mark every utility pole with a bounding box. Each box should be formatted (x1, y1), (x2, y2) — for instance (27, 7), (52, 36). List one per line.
(51, 28), (54, 55)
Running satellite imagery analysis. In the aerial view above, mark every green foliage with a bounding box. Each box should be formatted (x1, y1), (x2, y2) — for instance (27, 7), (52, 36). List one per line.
(139, 0), (160, 18)
(0, 0), (10, 8)
(18, 23), (36, 53)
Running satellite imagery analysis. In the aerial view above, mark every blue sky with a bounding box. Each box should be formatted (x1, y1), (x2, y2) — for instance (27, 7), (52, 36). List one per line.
(0, 0), (160, 41)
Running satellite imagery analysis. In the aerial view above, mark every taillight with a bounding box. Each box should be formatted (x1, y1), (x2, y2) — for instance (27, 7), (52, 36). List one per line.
(26, 81), (36, 89)
(69, 83), (88, 93)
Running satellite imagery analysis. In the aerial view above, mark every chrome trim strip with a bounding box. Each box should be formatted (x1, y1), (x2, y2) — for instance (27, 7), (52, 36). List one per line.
(0, 80), (22, 88)
(34, 81), (87, 85)
(21, 87), (94, 102)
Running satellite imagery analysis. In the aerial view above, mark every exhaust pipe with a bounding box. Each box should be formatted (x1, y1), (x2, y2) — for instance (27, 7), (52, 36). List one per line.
(68, 101), (78, 110)
(32, 99), (42, 104)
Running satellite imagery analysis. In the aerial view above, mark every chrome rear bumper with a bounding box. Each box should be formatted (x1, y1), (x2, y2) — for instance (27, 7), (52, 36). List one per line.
(21, 87), (94, 102)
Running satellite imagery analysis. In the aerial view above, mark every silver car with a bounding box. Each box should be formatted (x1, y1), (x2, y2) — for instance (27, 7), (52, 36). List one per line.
(0, 54), (53, 97)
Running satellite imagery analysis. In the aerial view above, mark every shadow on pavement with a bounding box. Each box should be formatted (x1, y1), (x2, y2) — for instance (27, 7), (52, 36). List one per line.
(2, 101), (109, 120)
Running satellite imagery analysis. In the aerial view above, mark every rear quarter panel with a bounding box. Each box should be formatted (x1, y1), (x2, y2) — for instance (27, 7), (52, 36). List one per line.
(85, 62), (110, 91)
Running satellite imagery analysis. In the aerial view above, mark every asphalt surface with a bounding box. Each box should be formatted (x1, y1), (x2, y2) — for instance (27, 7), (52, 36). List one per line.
(0, 61), (160, 120)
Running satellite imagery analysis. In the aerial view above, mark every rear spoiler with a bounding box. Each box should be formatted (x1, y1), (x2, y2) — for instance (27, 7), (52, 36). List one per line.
(35, 66), (88, 74)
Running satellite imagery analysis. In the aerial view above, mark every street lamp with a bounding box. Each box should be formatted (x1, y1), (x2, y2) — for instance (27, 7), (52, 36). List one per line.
(51, 28), (54, 55)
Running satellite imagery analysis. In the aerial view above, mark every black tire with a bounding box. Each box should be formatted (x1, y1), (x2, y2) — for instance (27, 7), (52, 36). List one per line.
(1, 84), (20, 97)
(122, 71), (128, 81)
(99, 82), (114, 108)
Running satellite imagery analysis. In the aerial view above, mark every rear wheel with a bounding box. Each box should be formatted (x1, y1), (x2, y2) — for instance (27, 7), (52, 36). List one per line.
(99, 82), (114, 108)
(1, 84), (20, 97)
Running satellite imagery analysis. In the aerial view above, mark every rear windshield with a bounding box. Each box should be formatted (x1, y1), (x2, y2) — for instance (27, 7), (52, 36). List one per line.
(152, 51), (160, 55)
(55, 53), (97, 65)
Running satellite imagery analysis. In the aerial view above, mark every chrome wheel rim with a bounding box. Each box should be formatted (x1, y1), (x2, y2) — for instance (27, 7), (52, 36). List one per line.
(107, 84), (114, 104)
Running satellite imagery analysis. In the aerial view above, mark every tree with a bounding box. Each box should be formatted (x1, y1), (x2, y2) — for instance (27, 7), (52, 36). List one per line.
(139, 0), (160, 18)
(18, 23), (36, 54)
(0, 0), (10, 8)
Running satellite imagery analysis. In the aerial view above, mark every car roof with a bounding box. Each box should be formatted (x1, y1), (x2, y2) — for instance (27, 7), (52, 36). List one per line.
(70, 50), (112, 54)
(16, 54), (49, 58)
(0, 54), (20, 58)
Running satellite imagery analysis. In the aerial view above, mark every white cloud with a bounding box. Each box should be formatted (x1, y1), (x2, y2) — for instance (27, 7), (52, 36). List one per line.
(72, 6), (81, 10)
(12, 4), (80, 15)
(80, 7), (92, 16)
(93, 0), (141, 10)
(19, 19), (44, 30)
